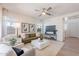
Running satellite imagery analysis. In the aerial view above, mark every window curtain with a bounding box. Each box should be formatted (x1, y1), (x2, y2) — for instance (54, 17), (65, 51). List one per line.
(2, 8), (16, 37)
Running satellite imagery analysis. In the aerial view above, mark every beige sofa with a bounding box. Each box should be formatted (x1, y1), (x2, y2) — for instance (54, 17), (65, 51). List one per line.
(0, 43), (35, 56)
(22, 33), (38, 44)
(0, 34), (35, 56)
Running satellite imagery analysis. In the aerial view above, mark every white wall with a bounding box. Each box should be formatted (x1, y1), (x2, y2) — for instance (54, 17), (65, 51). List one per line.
(66, 18), (79, 38)
(3, 10), (40, 24)
(43, 17), (64, 41)
(0, 6), (2, 40)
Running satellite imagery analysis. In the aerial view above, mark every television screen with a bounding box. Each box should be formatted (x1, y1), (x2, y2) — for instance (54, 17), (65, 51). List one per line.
(46, 25), (56, 32)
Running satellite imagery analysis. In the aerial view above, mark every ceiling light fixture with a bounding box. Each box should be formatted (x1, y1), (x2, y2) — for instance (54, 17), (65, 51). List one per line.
(35, 7), (53, 16)
(42, 12), (46, 15)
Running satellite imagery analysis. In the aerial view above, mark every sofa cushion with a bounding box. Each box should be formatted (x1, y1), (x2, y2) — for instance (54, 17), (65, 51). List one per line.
(25, 34), (29, 38)
(22, 33), (38, 44)
(12, 47), (24, 56)
(29, 33), (36, 37)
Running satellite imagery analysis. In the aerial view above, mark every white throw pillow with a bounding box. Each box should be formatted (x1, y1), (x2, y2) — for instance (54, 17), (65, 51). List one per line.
(21, 33), (26, 39)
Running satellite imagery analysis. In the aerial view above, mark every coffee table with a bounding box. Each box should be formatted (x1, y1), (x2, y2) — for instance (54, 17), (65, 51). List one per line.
(31, 39), (49, 49)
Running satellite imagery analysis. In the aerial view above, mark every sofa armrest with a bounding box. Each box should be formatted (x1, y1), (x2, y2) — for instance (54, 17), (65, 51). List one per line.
(13, 43), (24, 48)
(21, 48), (35, 56)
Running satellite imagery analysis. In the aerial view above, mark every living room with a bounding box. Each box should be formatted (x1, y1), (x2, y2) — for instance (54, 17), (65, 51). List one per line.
(0, 3), (79, 56)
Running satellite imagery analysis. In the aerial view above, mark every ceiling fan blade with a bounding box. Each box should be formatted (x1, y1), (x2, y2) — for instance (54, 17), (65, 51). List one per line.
(46, 12), (51, 16)
(38, 14), (42, 16)
(47, 7), (52, 11)
(42, 8), (46, 11)
(35, 9), (40, 11)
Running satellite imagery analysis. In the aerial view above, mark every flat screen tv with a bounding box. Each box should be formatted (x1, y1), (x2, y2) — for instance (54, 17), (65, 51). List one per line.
(45, 25), (56, 35)
(46, 25), (56, 32)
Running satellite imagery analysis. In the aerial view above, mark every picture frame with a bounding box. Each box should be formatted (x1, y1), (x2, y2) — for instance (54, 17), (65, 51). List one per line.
(29, 24), (35, 33)
(21, 23), (29, 33)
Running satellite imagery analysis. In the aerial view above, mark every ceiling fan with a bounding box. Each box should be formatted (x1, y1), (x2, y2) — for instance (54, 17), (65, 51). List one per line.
(35, 7), (54, 16)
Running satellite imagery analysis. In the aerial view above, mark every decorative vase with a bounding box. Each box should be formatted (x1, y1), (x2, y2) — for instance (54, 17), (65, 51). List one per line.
(40, 34), (43, 40)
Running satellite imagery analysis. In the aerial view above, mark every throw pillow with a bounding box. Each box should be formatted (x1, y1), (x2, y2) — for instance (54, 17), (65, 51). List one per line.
(12, 47), (24, 56)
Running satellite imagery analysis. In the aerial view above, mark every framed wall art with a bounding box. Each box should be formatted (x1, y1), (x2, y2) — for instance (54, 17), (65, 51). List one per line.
(21, 23), (29, 33)
(29, 24), (35, 33)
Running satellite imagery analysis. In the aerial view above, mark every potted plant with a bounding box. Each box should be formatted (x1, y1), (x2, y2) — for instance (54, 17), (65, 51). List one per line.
(9, 38), (17, 46)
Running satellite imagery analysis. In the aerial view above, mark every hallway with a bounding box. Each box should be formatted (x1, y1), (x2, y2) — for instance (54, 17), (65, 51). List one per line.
(57, 37), (79, 56)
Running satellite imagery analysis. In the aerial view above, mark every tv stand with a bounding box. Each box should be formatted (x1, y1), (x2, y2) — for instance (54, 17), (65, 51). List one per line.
(44, 34), (57, 40)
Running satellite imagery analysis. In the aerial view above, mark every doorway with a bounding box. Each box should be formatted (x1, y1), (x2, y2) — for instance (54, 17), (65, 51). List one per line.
(64, 17), (79, 38)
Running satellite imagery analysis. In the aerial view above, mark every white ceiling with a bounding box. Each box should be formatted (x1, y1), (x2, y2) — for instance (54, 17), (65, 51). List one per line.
(1, 3), (79, 20)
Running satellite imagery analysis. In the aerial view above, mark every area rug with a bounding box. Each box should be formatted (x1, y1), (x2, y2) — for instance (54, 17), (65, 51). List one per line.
(24, 40), (64, 56)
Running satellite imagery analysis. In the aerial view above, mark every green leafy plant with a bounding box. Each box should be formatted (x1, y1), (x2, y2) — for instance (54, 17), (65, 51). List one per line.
(9, 38), (17, 46)
(37, 28), (41, 32)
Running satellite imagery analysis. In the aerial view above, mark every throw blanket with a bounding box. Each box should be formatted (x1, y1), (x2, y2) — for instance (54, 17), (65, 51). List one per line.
(12, 47), (24, 56)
